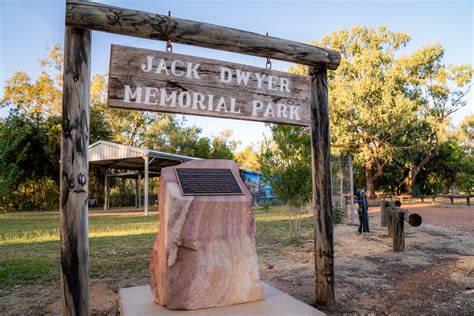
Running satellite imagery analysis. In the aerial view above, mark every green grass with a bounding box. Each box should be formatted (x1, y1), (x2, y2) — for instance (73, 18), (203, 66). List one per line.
(0, 205), (313, 291)
(0, 213), (159, 289)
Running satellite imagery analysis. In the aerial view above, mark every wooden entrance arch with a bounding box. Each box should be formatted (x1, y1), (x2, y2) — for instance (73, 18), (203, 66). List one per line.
(61, 1), (341, 314)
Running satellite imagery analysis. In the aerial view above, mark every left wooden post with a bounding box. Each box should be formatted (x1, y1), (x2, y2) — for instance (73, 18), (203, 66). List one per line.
(60, 5), (91, 314)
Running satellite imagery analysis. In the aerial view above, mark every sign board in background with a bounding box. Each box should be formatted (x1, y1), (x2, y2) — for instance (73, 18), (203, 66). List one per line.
(108, 45), (311, 126)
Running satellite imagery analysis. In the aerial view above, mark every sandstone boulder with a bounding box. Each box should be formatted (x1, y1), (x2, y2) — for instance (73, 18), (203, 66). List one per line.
(150, 159), (264, 310)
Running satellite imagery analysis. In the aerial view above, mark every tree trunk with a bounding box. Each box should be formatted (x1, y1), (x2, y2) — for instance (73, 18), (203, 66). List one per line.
(365, 164), (383, 199)
(400, 148), (437, 195)
(399, 169), (413, 195)
(366, 175), (376, 199)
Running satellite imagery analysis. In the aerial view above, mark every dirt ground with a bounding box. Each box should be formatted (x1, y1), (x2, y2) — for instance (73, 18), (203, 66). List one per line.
(400, 203), (473, 233)
(260, 203), (474, 314)
(43, 204), (473, 315)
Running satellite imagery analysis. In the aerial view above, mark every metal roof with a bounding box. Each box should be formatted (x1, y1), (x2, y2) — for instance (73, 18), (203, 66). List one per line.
(88, 141), (199, 174)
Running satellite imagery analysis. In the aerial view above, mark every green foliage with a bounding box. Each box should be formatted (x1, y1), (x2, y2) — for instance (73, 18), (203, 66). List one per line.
(288, 26), (472, 197)
(1, 44), (239, 212)
(457, 114), (474, 154)
(421, 141), (474, 193)
(257, 132), (311, 239)
(0, 116), (27, 195)
(332, 205), (344, 224)
(234, 145), (260, 171)
(260, 201), (272, 213)
(258, 137), (312, 209)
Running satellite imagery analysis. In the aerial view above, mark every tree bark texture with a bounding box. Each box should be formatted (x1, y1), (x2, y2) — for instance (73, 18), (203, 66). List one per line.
(309, 67), (334, 305)
(60, 25), (91, 316)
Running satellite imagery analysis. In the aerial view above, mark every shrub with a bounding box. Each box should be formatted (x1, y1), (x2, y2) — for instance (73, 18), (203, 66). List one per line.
(333, 205), (344, 224)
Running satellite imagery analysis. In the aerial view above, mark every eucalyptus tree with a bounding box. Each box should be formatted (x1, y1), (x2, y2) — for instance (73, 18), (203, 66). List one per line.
(288, 26), (472, 197)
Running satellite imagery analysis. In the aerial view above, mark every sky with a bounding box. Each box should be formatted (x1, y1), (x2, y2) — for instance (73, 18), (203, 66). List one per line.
(1, 0), (473, 150)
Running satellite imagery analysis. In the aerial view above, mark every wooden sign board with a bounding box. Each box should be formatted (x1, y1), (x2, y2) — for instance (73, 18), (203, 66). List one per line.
(108, 45), (311, 126)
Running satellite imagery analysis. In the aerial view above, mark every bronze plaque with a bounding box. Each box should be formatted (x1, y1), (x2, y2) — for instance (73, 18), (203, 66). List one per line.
(175, 168), (244, 196)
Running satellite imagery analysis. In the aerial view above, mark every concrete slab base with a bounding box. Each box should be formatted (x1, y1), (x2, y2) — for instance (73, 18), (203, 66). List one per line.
(119, 282), (325, 316)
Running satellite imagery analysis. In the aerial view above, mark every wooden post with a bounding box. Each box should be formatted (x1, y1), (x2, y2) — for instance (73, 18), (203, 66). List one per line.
(103, 171), (108, 212)
(387, 207), (393, 237)
(339, 158), (344, 212)
(60, 23), (91, 315)
(380, 201), (388, 227)
(135, 175), (139, 209)
(310, 67), (334, 305)
(387, 207), (421, 251)
(348, 156), (355, 225)
(391, 209), (405, 251)
(144, 156), (149, 215)
(138, 172), (142, 209)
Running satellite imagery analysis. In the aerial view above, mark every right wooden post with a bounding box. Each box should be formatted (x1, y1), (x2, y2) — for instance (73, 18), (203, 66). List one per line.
(310, 67), (335, 305)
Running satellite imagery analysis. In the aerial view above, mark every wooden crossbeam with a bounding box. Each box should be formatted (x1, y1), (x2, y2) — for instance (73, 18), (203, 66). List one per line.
(65, 1), (341, 70)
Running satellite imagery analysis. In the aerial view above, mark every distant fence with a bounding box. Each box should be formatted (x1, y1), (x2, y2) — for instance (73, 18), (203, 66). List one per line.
(377, 194), (472, 206)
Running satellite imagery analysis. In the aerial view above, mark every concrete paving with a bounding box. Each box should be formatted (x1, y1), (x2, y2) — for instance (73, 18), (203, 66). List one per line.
(120, 282), (325, 316)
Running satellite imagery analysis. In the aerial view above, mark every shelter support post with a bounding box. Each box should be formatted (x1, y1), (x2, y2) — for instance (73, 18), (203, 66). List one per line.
(104, 170), (108, 212)
(144, 156), (149, 215)
(135, 174), (139, 209)
(309, 67), (335, 305)
(60, 23), (91, 315)
(138, 172), (142, 209)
